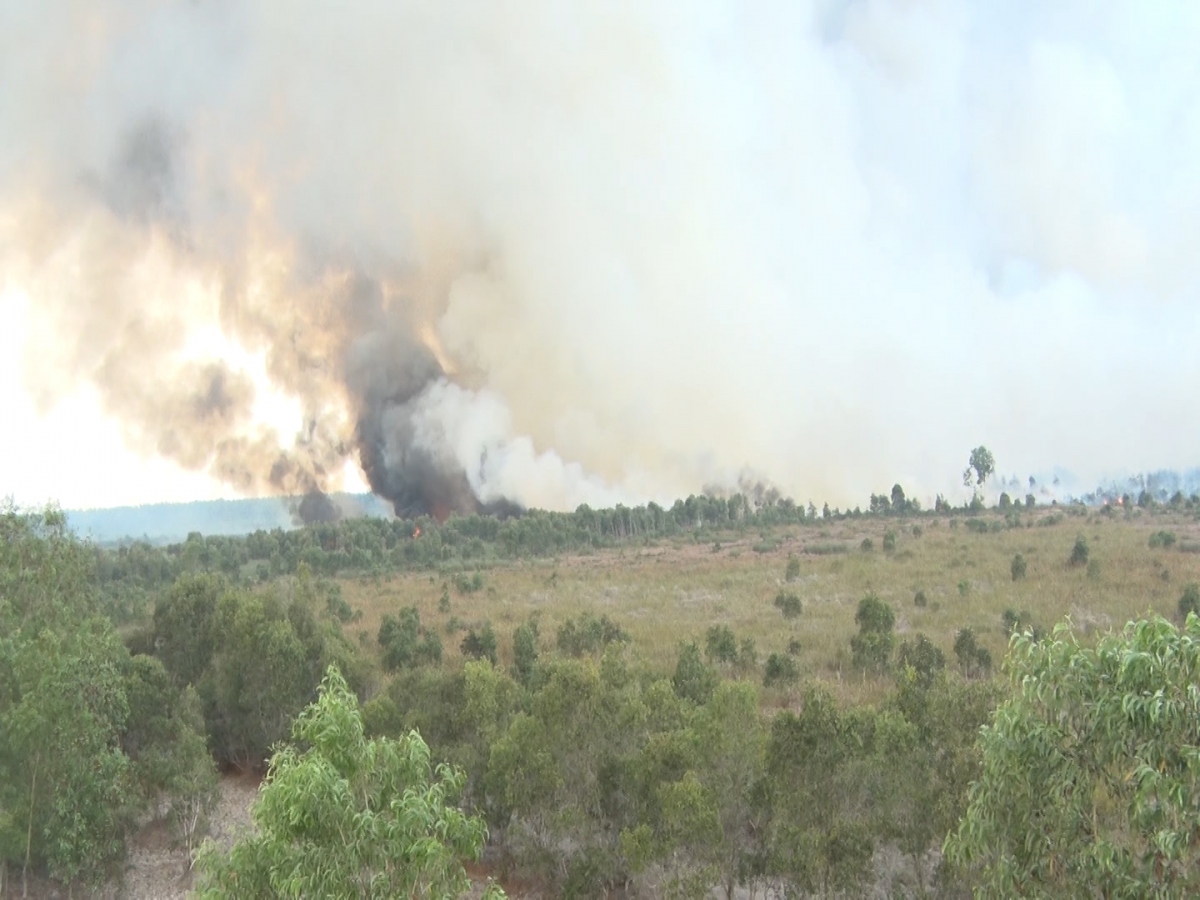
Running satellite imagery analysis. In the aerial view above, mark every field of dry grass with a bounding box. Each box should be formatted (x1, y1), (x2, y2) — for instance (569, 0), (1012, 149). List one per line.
(337, 507), (1200, 704)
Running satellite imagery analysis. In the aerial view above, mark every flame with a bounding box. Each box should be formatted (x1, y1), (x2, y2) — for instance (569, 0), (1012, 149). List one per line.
(413, 526), (421, 538)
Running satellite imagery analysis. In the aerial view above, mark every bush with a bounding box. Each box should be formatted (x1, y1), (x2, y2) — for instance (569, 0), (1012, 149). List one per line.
(896, 633), (946, 688)
(705, 624), (739, 665)
(556, 613), (630, 657)
(673, 642), (718, 704)
(1179, 584), (1200, 620)
(1149, 530), (1178, 549)
(763, 652), (799, 687)
(860, 538), (874, 552)
(460, 623), (497, 665)
(1011, 552), (1027, 581)
(1069, 535), (1090, 567)
(882, 530), (897, 552)
(785, 554), (801, 582)
(953, 628), (992, 678)
(773, 591), (803, 620)
(913, 589), (928, 608)
(850, 593), (894, 674)
(378, 607), (442, 671)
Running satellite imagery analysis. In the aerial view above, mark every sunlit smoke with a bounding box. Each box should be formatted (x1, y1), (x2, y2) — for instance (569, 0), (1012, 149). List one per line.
(4, 2), (1200, 516)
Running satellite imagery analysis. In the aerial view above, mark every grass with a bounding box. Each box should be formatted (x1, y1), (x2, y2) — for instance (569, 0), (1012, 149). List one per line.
(337, 508), (1200, 705)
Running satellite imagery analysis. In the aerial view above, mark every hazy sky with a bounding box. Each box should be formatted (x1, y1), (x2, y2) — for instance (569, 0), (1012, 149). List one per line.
(3, 1), (1200, 512)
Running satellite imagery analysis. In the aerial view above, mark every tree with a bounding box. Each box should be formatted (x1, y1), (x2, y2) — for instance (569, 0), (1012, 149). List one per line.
(1178, 584), (1200, 621)
(511, 619), (540, 687)
(704, 625), (738, 666)
(963, 446), (996, 491)
(1069, 535), (1090, 567)
(895, 634), (945, 689)
(850, 593), (895, 675)
(773, 591), (802, 620)
(196, 667), (502, 899)
(946, 617), (1200, 897)
(785, 554), (801, 583)
(673, 642), (718, 705)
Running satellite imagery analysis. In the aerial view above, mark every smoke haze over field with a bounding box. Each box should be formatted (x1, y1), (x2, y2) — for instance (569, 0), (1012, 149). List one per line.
(3, 1), (1200, 514)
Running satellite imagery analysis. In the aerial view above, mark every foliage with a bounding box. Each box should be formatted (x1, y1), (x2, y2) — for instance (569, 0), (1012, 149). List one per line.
(896, 633), (946, 689)
(0, 505), (217, 891)
(704, 625), (738, 666)
(556, 612), (630, 657)
(947, 617), (1200, 898)
(772, 591), (802, 620)
(1010, 552), (1027, 581)
(377, 606), (442, 670)
(673, 642), (719, 705)
(511, 618), (540, 687)
(460, 622), (498, 665)
(1149, 530), (1178, 549)
(1178, 583), (1200, 620)
(195, 667), (501, 899)
(784, 554), (801, 582)
(953, 628), (993, 678)
(850, 593), (895, 674)
(963, 446), (996, 489)
(763, 653), (799, 687)
(1069, 534), (1090, 567)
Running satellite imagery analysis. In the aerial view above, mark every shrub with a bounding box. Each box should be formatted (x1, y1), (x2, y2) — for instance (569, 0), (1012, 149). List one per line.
(1179, 584), (1200, 620)
(1069, 535), (1090, 567)
(673, 642), (718, 704)
(1149, 530), (1178, 549)
(882, 530), (897, 552)
(913, 589), (928, 608)
(896, 633), (946, 688)
(705, 624), (739, 665)
(763, 652), (799, 687)
(773, 591), (803, 620)
(1011, 553), (1027, 581)
(786, 639), (802, 656)
(860, 538), (874, 552)
(785, 554), (801, 582)
(850, 593), (894, 674)
(556, 613), (630, 657)
(460, 623), (497, 665)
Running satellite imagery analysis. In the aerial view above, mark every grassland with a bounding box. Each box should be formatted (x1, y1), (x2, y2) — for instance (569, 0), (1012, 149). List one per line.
(338, 506), (1200, 703)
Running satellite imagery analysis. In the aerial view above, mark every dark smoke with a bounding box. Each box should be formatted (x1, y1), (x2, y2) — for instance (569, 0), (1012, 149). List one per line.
(333, 274), (515, 520)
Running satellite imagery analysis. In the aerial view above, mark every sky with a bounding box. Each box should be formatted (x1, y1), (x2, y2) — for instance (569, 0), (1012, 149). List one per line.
(2, 1), (1200, 513)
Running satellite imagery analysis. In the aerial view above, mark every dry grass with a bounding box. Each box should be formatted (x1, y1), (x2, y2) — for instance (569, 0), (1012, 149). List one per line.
(337, 508), (1200, 704)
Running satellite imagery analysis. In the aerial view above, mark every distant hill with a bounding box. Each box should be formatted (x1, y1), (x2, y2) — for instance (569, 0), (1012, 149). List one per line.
(66, 493), (394, 544)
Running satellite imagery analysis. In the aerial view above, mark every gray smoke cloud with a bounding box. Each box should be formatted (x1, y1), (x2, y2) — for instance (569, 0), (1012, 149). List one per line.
(3, 1), (1200, 514)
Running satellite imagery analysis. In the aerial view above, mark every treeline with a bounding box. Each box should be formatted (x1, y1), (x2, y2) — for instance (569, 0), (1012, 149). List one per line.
(86, 483), (1067, 611)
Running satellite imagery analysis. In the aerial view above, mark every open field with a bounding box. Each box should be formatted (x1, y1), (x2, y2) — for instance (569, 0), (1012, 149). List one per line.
(338, 506), (1200, 702)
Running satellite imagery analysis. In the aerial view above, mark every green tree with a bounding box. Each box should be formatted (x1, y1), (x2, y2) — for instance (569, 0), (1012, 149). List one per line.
(673, 642), (718, 705)
(196, 667), (502, 899)
(850, 593), (895, 675)
(511, 619), (540, 687)
(704, 625), (738, 666)
(947, 617), (1200, 897)
(1069, 534), (1090, 567)
(1178, 584), (1200, 620)
(963, 445), (996, 491)
(784, 554), (801, 583)
(773, 591), (802, 620)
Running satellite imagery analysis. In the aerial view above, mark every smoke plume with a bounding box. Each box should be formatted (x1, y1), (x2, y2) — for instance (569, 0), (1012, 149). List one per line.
(4, 2), (1200, 514)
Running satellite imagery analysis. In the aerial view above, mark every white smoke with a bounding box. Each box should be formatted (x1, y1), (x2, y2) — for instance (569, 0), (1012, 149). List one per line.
(3, 1), (1200, 510)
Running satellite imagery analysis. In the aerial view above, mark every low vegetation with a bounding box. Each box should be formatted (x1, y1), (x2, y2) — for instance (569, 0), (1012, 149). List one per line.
(7, 474), (1200, 896)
